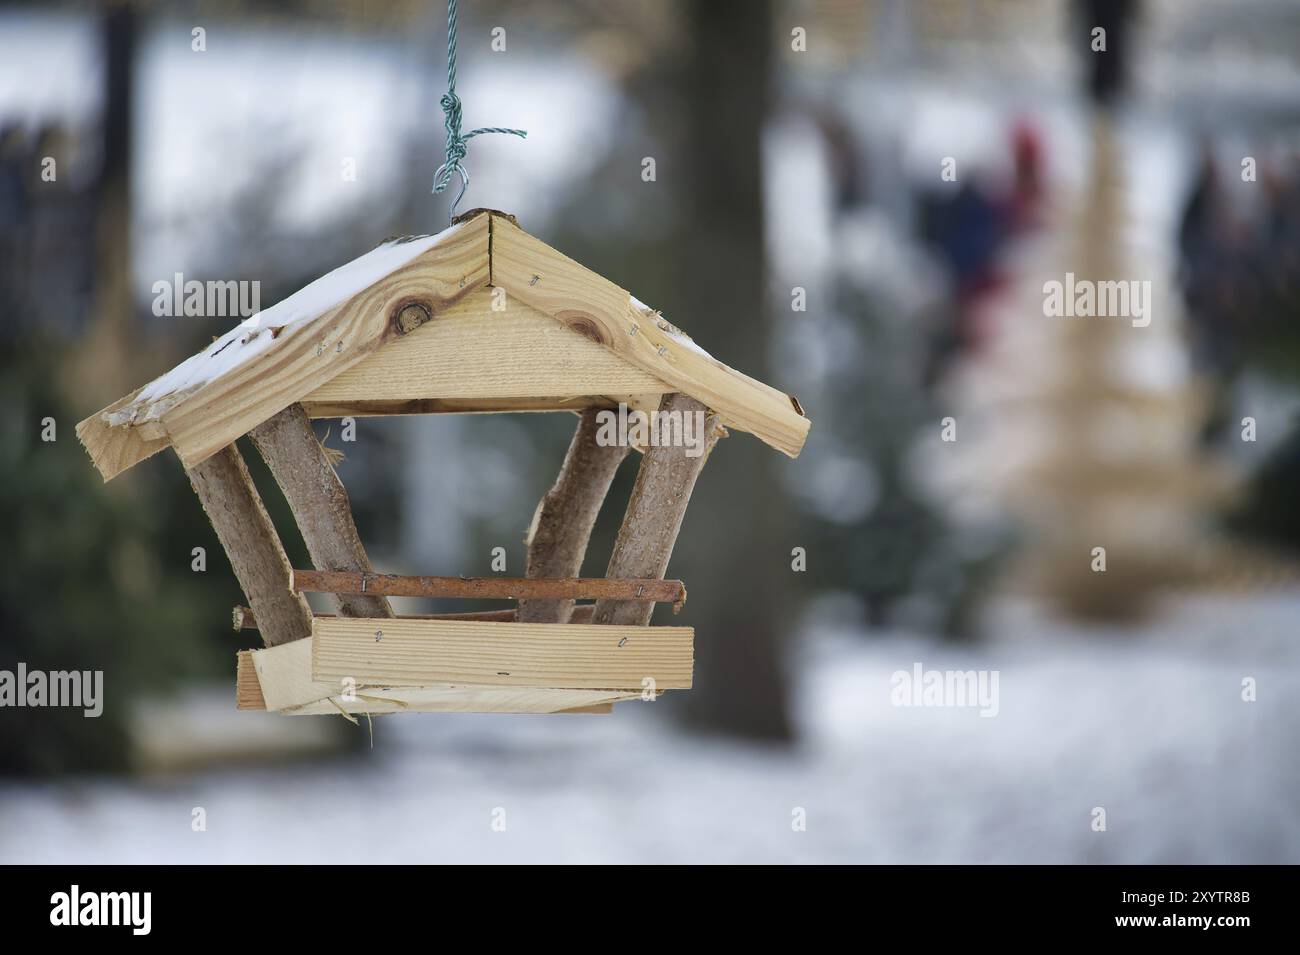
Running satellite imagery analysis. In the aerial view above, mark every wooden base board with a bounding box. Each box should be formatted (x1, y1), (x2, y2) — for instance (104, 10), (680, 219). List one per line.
(235, 612), (688, 715)
(313, 617), (693, 690)
(285, 687), (629, 715)
(235, 645), (639, 715)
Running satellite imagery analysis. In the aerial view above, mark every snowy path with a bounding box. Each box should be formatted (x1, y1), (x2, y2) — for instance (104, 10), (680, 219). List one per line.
(2, 593), (1297, 864)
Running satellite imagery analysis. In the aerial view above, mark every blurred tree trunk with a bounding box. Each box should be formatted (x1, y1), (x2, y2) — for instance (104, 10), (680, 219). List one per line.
(672, 0), (793, 741)
(66, 4), (137, 404)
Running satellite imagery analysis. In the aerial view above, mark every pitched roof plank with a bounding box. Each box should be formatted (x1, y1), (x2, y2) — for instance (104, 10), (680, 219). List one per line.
(162, 216), (490, 470)
(77, 214), (491, 479)
(76, 386), (173, 482)
(489, 213), (810, 458)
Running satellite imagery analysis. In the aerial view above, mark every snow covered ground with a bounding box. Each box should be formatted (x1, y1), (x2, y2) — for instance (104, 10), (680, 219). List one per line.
(2, 592), (1297, 864)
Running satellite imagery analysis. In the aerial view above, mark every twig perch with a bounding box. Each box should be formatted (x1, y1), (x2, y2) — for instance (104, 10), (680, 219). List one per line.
(292, 570), (683, 604)
(234, 604), (597, 630)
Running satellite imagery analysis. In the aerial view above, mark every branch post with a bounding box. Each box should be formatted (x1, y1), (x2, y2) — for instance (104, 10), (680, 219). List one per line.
(185, 444), (313, 648)
(520, 408), (631, 622)
(249, 403), (394, 619)
(592, 393), (723, 627)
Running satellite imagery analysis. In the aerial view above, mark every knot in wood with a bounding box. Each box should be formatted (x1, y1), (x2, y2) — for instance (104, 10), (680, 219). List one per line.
(394, 302), (432, 335)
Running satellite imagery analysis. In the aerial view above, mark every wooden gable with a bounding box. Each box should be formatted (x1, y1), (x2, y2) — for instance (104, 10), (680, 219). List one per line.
(300, 286), (671, 418)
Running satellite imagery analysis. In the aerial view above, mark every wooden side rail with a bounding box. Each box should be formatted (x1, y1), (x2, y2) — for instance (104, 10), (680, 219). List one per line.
(290, 570), (686, 608)
(235, 604), (597, 631)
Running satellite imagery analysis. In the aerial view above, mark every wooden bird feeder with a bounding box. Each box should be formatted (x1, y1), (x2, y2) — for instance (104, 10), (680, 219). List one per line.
(77, 210), (810, 716)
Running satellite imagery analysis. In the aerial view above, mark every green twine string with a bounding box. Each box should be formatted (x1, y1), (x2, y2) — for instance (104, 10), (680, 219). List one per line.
(432, 0), (527, 218)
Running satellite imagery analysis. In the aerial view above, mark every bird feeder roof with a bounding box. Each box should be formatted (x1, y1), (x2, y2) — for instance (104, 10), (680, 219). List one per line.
(78, 210), (810, 480)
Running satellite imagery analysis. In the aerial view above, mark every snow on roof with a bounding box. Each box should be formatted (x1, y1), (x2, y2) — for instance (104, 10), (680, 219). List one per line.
(629, 294), (718, 364)
(122, 223), (466, 418)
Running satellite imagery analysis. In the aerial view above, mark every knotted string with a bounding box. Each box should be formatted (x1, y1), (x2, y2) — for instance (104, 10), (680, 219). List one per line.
(432, 0), (526, 217)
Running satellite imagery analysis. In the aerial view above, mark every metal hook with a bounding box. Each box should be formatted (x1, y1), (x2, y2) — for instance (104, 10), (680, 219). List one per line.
(434, 162), (470, 217)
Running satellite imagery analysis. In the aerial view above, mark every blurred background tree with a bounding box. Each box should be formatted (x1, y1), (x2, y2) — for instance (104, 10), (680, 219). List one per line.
(0, 337), (227, 774)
